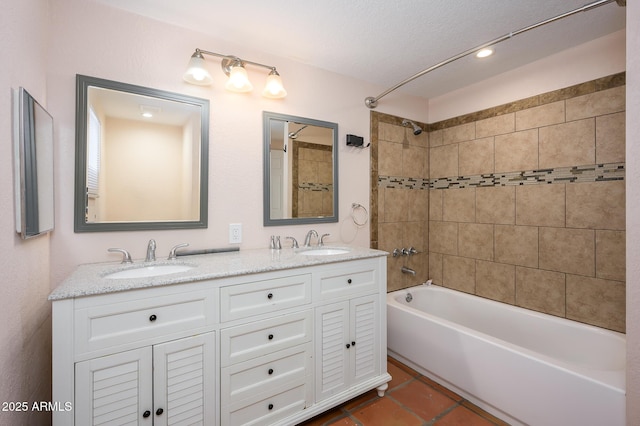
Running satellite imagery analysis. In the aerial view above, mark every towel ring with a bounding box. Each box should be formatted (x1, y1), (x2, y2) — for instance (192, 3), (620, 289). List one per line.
(351, 203), (368, 227)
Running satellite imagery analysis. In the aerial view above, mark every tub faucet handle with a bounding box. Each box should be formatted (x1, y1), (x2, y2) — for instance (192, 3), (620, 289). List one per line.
(108, 248), (133, 264)
(408, 247), (418, 256)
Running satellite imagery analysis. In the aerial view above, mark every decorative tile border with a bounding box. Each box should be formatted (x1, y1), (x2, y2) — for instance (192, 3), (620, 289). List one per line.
(299, 182), (333, 191)
(378, 163), (625, 190)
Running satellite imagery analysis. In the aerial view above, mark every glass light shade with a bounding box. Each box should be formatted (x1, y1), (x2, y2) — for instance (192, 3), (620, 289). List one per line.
(183, 55), (213, 85)
(225, 65), (253, 93)
(476, 48), (494, 58)
(262, 73), (287, 99)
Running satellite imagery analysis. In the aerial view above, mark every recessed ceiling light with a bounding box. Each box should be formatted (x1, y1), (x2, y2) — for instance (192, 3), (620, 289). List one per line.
(476, 48), (494, 58)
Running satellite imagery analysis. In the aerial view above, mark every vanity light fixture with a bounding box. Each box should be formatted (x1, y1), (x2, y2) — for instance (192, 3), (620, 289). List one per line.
(183, 48), (287, 99)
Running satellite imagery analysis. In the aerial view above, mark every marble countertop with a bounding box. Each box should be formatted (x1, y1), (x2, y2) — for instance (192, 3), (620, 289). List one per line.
(48, 246), (387, 301)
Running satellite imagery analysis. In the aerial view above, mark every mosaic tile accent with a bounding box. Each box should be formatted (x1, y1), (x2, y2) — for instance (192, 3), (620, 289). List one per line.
(378, 163), (625, 190)
(298, 182), (333, 191)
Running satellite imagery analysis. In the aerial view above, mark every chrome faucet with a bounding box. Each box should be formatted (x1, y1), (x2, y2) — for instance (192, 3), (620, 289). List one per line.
(304, 230), (318, 247)
(145, 239), (156, 262)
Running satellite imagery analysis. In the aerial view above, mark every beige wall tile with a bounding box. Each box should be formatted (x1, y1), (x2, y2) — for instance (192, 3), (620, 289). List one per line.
(443, 187), (475, 222)
(407, 190), (428, 223)
(596, 112), (625, 164)
(539, 118), (595, 168)
(429, 252), (443, 285)
(476, 113), (515, 138)
(379, 122), (405, 143)
(383, 188), (409, 222)
(387, 255), (406, 292)
(494, 129), (539, 173)
(566, 181), (625, 230)
(476, 260), (515, 303)
(458, 223), (494, 261)
(377, 186), (385, 222)
(566, 274), (625, 332)
(402, 144), (427, 178)
(443, 255), (475, 293)
(494, 225), (538, 267)
(539, 227), (595, 276)
(403, 221), (427, 253)
(429, 129), (443, 147)
(459, 137), (494, 176)
(515, 267), (566, 316)
(379, 140), (403, 176)
(516, 184), (566, 227)
(515, 100), (565, 131)
(430, 144), (458, 178)
(405, 252), (429, 285)
(407, 130), (428, 148)
(429, 221), (457, 255)
(378, 222), (403, 254)
(429, 190), (443, 221)
(596, 230), (626, 281)
(476, 186), (515, 225)
(443, 122), (475, 144)
(566, 86), (626, 121)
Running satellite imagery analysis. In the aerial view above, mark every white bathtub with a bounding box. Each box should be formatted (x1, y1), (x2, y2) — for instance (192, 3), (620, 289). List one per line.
(387, 285), (626, 426)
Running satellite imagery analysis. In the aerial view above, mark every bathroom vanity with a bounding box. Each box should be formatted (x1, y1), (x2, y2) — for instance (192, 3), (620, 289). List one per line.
(50, 247), (390, 426)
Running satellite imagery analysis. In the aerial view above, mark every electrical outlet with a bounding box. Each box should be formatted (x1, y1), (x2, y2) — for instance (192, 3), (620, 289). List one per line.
(229, 223), (242, 244)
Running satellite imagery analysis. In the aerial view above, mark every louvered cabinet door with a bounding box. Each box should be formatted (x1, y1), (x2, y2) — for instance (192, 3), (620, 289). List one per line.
(349, 294), (379, 386)
(314, 301), (350, 401)
(153, 333), (216, 426)
(75, 347), (153, 425)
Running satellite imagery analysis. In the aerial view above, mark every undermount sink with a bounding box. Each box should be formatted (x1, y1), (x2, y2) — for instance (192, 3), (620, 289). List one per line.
(298, 248), (350, 256)
(104, 264), (194, 279)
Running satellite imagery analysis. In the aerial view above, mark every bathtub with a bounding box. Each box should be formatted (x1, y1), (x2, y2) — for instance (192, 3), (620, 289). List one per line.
(387, 285), (626, 426)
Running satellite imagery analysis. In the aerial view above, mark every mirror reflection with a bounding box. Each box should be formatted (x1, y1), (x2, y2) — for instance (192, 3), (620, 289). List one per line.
(74, 75), (209, 232)
(263, 111), (338, 226)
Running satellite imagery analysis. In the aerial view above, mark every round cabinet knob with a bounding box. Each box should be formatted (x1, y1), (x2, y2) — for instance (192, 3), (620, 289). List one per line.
(346, 343), (351, 349)
(268, 403), (274, 410)
(352, 341), (356, 346)
(347, 278), (352, 284)
(143, 410), (151, 418)
(268, 368), (274, 375)
(268, 334), (274, 340)
(267, 292), (273, 299)
(156, 408), (164, 416)
(149, 314), (157, 322)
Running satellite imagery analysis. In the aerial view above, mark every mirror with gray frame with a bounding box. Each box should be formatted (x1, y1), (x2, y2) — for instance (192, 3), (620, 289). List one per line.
(13, 87), (55, 239)
(263, 111), (338, 226)
(74, 75), (209, 232)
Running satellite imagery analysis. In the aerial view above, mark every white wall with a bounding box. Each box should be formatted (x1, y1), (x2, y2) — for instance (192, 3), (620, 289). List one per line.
(0, 1), (53, 425)
(428, 30), (626, 122)
(46, 0), (428, 285)
(626, 1), (640, 423)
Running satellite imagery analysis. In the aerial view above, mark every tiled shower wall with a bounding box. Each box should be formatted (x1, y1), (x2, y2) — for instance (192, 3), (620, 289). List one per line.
(371, 72), (626, 332)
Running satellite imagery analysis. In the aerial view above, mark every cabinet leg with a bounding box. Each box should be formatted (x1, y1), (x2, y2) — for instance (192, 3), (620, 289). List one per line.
(376, 382), (389, 397)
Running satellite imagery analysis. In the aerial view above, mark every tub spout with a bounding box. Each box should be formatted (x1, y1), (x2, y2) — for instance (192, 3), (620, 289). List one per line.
(401, 266), (416, 276)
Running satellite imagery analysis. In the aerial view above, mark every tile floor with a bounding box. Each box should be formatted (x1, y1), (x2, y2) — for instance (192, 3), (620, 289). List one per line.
(299, 357), (510, 426)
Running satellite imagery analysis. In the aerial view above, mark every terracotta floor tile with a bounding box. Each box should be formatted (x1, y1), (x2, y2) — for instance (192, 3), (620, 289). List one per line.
(389, 379), (457, 422)
(327, 417), (359, 426)
(351, 397), (423, 426)
(386, 361), (416, 390)
(434, 405), (497, 426)
(342, 389), (378, 410)
(460, 401), (511, 426)
(417, 375), (463, 402)
(388, 356), (420, 377)
(297, 406), (345, 425)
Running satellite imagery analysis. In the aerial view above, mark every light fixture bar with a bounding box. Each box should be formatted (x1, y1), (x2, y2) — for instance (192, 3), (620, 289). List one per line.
(364, 0), (618, 108)
(184, 48), (287, 98)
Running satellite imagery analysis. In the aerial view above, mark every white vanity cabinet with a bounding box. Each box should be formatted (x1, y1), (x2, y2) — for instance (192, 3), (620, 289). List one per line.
(51, 250), (389, 426)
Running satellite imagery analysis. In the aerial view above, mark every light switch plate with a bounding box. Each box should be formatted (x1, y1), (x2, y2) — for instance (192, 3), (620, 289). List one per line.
(229, 223), (242, 244)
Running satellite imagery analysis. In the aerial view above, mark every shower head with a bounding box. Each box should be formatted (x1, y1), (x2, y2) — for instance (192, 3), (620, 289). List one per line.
(288, 125), (308, 139)
(402, 119), (423, 136)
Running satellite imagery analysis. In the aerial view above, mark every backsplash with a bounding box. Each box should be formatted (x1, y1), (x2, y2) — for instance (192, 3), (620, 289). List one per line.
(371, 72), (626, 332)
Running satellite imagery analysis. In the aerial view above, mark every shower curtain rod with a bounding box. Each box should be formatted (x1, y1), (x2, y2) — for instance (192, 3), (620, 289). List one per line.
(364, 0), (619, 109)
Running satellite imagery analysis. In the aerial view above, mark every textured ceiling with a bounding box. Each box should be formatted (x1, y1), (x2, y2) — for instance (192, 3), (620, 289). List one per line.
(92, 0), (626, 99)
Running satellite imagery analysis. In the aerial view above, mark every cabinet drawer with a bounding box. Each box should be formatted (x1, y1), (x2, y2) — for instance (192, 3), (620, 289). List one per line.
(220, 311), (312, 366)
(222, 378), (310, 426)
(317, 260), (378, 300)
(221, 343), (312, 405)
(74, 288), (215, 356)
(220, 274), (311, 322)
